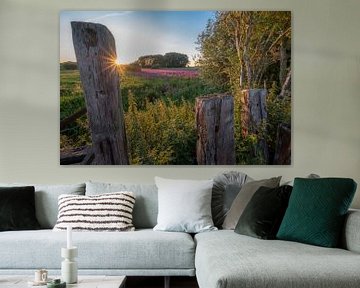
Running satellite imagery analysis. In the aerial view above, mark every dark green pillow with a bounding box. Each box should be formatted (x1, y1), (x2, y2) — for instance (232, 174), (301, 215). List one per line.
(277, 178), (357, 247)
(235, 185), (292, 239)
(0, 186), (41, 231)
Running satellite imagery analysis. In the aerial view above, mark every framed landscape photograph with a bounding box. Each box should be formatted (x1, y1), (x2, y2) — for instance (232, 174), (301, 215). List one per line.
(60, 11), (291, 165)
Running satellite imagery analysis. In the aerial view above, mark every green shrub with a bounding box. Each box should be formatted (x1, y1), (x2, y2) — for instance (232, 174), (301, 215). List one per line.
(125, 94), (196, 165)
(120, 63), (141, 73)
(266, 82), (291, 160)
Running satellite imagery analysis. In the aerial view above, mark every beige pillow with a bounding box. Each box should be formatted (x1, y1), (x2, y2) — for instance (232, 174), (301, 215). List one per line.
(222, 177), (281, 230)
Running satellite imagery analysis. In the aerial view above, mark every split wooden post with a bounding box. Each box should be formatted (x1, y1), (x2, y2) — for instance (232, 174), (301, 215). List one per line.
(195, 94), (235, 165)
(273, 123), (291, 165)
(71, 21), (129, 165)
(240, 89), (269, 163)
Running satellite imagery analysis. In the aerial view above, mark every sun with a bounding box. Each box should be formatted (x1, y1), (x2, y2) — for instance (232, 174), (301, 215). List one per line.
(114, 57), (121, 66)
(102, 53), (122, 74)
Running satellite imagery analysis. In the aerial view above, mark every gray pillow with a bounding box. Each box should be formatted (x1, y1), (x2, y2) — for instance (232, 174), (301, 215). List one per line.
(153, 177), (217, 233)
(222, 177), (281, 230)
(212, 171), (252, 228)
(283, 173), (320, 186)
(86, 181), (158, 229)
(0, 183), (85, 228)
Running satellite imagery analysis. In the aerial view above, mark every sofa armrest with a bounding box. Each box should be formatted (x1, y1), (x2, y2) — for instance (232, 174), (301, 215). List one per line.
(342, 209), (360, 253)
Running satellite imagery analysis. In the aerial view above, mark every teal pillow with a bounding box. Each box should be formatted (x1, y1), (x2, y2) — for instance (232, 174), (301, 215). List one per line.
(277, 178), (357, 247)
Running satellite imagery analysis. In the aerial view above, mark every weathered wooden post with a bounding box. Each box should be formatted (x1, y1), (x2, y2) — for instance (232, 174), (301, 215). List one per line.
(273, 123), (291, 165)
(71, 21), (129, 165)
(240, 89), (269, 163)
(195, 94), (235, 165)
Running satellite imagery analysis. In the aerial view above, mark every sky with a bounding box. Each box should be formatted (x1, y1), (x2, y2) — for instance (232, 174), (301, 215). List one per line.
(60, 11), (215, 66)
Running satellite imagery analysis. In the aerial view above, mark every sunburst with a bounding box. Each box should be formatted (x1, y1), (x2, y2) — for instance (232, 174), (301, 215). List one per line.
(100, 48), (121, 75)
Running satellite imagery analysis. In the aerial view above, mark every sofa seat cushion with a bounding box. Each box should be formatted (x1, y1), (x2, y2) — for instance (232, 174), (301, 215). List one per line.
(0, 229), (195, 270)
(195, 230), (360, 288)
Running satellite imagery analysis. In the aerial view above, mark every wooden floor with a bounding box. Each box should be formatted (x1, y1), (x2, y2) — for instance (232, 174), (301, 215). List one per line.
(126, 276), (199, 288)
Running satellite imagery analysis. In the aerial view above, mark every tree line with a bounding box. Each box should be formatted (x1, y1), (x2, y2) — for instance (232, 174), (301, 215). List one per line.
(60, 52), (189, 71)
(137, 52), (189, 68)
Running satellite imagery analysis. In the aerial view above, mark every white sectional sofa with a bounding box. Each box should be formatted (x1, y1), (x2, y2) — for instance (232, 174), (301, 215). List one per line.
(0, 180), (359, 288)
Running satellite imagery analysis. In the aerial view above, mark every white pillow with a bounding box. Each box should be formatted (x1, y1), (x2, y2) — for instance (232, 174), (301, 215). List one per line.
(153, 177), (217, 233)
(53, 192), (135, 232)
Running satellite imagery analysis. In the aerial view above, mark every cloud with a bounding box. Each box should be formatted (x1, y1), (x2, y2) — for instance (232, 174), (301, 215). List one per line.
(85, 11), (133, 22)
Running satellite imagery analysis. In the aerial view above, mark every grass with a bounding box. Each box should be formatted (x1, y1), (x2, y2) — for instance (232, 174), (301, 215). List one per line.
(60, 68), (222, 164)
(60, 68), (291, 165)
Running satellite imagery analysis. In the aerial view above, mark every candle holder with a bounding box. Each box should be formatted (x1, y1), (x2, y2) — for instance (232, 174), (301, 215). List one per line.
(61, 247), (78, 284)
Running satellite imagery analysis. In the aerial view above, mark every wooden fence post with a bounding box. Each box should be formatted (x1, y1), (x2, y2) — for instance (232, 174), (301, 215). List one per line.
(195, 94), (235, 165)
(273, 123), (291, 165)
(240, 89), (269, 163)
(71, 21), (129, 165)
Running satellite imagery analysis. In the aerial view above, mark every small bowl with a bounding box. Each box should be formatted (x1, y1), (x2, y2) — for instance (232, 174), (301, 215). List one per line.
(47, 279), (66, 288)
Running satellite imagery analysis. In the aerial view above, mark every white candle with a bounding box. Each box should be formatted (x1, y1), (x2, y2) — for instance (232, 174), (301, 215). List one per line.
(67, 225), (72, 249)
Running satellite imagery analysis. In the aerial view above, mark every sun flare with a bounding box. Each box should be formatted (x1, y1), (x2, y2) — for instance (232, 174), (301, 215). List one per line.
(114, 57), (121, 66)
(100, 53), (123, 74)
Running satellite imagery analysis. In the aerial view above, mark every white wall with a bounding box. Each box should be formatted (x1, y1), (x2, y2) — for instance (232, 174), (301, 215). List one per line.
(0, 0), (359, 208)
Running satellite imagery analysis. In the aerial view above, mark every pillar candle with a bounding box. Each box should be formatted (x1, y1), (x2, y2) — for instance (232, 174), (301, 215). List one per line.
(67, 225), (72, 249)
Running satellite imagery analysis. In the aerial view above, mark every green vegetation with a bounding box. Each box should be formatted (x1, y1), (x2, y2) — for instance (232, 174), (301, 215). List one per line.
(196, 11), (291, 91)
(120, 73), (219, 111)
(125, 95), (196, 165)
(60, 69), (222, 164)
(60, 61), (77, 71)
(137, 52), (189, 68)
(60, 69), (290, 165)
(196, 11), (291, 164)
(60, 70), (88, 149)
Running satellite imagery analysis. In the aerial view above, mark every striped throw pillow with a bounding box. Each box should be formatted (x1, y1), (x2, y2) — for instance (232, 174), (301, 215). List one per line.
(53, 192), (136, 231)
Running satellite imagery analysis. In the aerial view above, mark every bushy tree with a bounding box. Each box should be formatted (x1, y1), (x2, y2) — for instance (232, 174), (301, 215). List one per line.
(136, 52), (189, 68)
(163, 52), (189, 68)
(137, 54), (164, 68)
(196, 11), (291, 91)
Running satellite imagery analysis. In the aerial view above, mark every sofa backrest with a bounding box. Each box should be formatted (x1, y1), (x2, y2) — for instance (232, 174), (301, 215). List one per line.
(86, 181), (158, 229)
(0, 183), (86, 228)
(341, 209), (360, 253)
